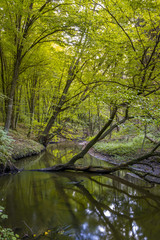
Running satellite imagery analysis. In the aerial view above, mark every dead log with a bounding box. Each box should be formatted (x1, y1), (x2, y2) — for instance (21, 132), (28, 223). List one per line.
(28, 106), (160, 179)
(29, 150), (160, 175)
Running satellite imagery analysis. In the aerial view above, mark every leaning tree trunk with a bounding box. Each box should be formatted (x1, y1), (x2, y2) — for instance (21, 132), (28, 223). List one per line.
(38, 57), (81, 146)
(67, 105), (129, 165)
(38, 109), (61, 146)
(30, 140), (160, 177)
(30, 104), (160, 179)
(67, 106), (118, 165)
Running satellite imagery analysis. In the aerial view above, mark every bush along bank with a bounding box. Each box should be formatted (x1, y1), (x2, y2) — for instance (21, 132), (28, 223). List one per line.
(0, 128), (17, 175)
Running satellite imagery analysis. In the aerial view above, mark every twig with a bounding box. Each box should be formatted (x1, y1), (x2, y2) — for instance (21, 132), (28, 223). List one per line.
(23, 221), (33, 235)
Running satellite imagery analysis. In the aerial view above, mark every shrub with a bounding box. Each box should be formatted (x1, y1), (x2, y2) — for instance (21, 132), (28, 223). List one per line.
(0, 128), (13, 164)
(0, 206), (19, 240)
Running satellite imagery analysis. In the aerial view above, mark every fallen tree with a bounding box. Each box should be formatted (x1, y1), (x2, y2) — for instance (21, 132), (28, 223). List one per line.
(30, 147), (160, 174)
(29, 105), (160, 179)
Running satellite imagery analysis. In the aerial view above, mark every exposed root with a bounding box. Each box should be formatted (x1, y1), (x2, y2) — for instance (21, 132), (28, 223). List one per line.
(0, 160), (20, 176)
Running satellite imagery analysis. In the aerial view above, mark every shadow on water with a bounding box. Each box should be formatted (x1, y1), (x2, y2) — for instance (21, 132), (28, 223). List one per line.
(0, 142), (160, 239)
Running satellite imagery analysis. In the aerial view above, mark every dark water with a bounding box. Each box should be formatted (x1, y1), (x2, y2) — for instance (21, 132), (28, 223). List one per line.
(1, 142), (160, 240)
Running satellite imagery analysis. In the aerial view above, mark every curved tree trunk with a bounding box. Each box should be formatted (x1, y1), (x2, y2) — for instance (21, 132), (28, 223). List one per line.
(30, 113), (160, 177)
(30, 147), (160, 175)
(67, 106), (118, 165)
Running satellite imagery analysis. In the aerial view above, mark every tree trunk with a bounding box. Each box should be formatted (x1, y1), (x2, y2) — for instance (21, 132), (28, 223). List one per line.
(38, 51), (85, 146)
(15, 86), (22, 129)
(27, 109), (34, 138)
(4, 57), (21, 132)
(4, 95), (14, 131)
(30, 143), (160, 177)
(11, 97), (16, 130)
(38, 109), (60, 146)
(67, 106), (118, 165)
(0, 41), (6, 122)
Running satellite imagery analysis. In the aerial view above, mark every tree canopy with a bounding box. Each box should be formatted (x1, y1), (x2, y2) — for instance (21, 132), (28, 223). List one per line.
(0, 0), (160, 149)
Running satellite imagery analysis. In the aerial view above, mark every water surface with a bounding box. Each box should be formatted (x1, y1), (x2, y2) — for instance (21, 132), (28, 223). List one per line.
(0, 142), (160, 239)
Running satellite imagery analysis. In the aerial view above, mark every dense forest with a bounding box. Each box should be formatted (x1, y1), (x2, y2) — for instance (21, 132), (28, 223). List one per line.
(0, 0), (160, 169)
(1, 1), (160, 239)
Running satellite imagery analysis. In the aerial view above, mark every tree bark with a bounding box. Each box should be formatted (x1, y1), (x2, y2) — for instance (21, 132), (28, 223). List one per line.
(38, 55), (81, 146)
(30, 148), (160, 175)
(99, 107), (129, 140)
(38, 109), (60, 146)
(30, 127), (160, 176)
(67, 106), (118, 165)
(4, 57), (21, 131)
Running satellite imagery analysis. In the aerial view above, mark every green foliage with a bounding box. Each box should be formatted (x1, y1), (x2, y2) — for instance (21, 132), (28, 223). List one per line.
(0, 206), (19, 240)
(94, 135), (154, 161)
(0, 128), (13, 164)
(9, 128), (44, 159)
(0, 206), (7, 220)
(0, 0), (160, 145)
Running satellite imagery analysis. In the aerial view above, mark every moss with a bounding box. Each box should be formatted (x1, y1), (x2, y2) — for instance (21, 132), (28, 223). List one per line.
(0, 124), (44, 165)
(8, 128), (45, 160)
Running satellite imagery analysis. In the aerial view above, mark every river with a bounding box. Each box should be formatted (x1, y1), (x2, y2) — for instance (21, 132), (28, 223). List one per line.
(0, 142), (160, 239)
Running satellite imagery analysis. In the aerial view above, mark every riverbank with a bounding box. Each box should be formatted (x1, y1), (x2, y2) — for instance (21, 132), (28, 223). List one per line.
(0, 125), (45, 175)
(9, 129), (45, 160)
(1, 126), (160, 184)
(92, 143), (160, 184)
(78, 140), (160, 184)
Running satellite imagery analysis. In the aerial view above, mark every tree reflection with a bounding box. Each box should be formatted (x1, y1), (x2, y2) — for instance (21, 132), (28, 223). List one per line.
(37, 172), (160, 239)
(54, 174), (156, 240)
(1, 171), (160, 239)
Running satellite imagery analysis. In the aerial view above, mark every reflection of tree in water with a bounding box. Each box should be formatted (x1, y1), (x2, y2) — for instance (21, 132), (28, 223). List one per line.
(47, 142), (102, 166)
(48, 142), (79, 164)
(1, 172), (160, 239)
(48, 173), (160, 240)
(15, 143), (81, 170)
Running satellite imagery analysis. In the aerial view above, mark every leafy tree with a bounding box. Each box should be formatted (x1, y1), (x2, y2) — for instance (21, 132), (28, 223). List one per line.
(1, 0), (160, 176)
(0, 0), (77, 131)
(31, 0), (160, 174)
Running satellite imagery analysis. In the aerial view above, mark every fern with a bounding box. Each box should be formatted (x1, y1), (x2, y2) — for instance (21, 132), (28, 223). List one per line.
(0, 128), (13, 164)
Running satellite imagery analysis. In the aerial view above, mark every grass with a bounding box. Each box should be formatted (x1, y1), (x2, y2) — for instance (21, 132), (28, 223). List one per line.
(94, 135), (155, 163)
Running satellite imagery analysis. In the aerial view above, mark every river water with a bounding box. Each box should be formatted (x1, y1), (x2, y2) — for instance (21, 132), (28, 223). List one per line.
(0, 142), (160, 240)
